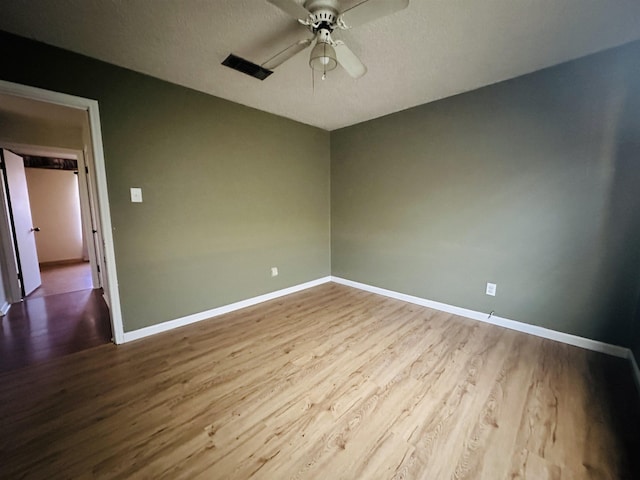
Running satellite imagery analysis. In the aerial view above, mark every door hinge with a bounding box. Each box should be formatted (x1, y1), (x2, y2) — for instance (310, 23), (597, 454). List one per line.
(85, 166), (89, 174)
(97, 264), (101, 273)
(0, 161), (5, 170)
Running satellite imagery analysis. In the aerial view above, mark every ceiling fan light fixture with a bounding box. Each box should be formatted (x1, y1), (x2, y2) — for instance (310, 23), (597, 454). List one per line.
(309, 42), (338, 72)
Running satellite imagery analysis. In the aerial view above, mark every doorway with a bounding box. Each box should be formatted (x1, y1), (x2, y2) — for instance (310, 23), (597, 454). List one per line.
(0, 146), (113, 370)
(4, 148), (101, 298)
(27, 160), (94, 299)
(0, 80), (124, 364)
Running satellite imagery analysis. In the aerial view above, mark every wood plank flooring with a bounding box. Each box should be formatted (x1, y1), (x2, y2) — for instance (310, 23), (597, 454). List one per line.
(0, 283), (638, 479)
(0, 288), (112, 372)
(29, 261), (93, 299)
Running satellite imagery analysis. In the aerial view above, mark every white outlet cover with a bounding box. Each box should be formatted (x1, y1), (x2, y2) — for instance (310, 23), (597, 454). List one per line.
(130, 187), (143, 203)
(486, 282), (497, 296)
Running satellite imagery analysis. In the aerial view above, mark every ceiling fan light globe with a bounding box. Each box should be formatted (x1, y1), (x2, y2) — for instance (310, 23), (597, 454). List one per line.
(309, 42), (338, 71)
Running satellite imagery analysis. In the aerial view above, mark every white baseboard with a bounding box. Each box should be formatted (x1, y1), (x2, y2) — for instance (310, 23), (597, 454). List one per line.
(331, 276), (630, 359)
(630, 350), (640, 397)
(123, 276), (332, 342)
(0, 301), (10, 316)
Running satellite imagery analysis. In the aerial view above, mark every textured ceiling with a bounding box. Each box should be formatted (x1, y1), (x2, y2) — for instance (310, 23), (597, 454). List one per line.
(1, 0), (640, 131)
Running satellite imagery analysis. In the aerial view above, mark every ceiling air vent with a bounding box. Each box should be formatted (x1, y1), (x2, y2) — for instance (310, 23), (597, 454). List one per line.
(222, 54), (273, 80)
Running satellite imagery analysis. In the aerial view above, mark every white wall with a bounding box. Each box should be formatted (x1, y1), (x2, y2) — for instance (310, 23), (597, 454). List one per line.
(0, 260), (7, 314)
(0, 166), (14, 311)
(25, 168), (83, 263)
(0, 112), (84, 149)
(0, 93), (85, 149)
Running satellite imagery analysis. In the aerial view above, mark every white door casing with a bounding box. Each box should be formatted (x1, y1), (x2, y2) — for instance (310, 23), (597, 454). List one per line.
(0, 79), (125, 344)
(0, 154), (22, 303)
(77, 148), (103, 288)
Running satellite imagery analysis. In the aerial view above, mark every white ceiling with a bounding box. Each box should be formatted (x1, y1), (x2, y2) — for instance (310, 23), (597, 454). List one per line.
(1, 0), (640, 131)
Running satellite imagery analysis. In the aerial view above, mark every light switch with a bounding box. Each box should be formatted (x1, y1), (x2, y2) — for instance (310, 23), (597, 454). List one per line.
(130, 187), (143, 203)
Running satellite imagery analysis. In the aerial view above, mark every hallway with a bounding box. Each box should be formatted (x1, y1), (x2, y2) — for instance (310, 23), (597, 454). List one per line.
(29, 261), (94, 298)
(0, 263), (112, 372)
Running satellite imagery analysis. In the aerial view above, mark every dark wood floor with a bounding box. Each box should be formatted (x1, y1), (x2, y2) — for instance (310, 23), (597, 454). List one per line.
(1, 262), (111, 372)
(0, 284), (638, 479)
(0, 288), (112, 372)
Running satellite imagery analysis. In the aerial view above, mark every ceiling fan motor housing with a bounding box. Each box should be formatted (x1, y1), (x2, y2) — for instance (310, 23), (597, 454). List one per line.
(304, 0), (339, 32)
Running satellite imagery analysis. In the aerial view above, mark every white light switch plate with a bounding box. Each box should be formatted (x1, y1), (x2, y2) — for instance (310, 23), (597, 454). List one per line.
(130, 187), (143, 203)
(486, 282), (497, 296)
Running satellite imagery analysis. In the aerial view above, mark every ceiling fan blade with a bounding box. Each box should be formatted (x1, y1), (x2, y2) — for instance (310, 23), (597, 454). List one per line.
(339, 0), (409, 29)
(266, 0), (311, 20)
(262, 38), (314, 70)
(334, 42), (367, 78)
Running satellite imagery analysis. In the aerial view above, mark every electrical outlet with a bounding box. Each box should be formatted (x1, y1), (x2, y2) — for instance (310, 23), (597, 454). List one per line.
(486, 282), (497, 296)
(271, 267), (278, 277)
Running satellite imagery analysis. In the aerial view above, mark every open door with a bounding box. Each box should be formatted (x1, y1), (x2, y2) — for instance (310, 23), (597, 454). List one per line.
(1, 149), (42, 296)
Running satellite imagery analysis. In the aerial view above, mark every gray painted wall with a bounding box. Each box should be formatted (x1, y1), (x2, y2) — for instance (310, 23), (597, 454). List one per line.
(0, 31), (330, 331)
(332, 41), (640, 346)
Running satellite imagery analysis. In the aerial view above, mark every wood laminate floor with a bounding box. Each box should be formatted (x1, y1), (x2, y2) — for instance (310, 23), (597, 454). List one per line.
(0, 283), (638, 479)
(0, 289), (113, 372)
(29, 261), (93, 299)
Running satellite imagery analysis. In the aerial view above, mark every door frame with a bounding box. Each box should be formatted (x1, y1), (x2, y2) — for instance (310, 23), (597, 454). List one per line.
(0, 79), (125, 344)
(0, 150), (23, 303)
(0, 143), (104, 289)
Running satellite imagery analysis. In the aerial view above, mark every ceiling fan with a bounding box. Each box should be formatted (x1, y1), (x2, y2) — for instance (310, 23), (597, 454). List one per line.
(222, 0), (410, 81)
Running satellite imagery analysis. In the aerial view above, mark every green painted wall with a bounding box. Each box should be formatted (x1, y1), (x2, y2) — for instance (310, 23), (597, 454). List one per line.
(0, 31), (330, 331)
(331, 41), (640, 346)
(2, 30), (639, 348)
